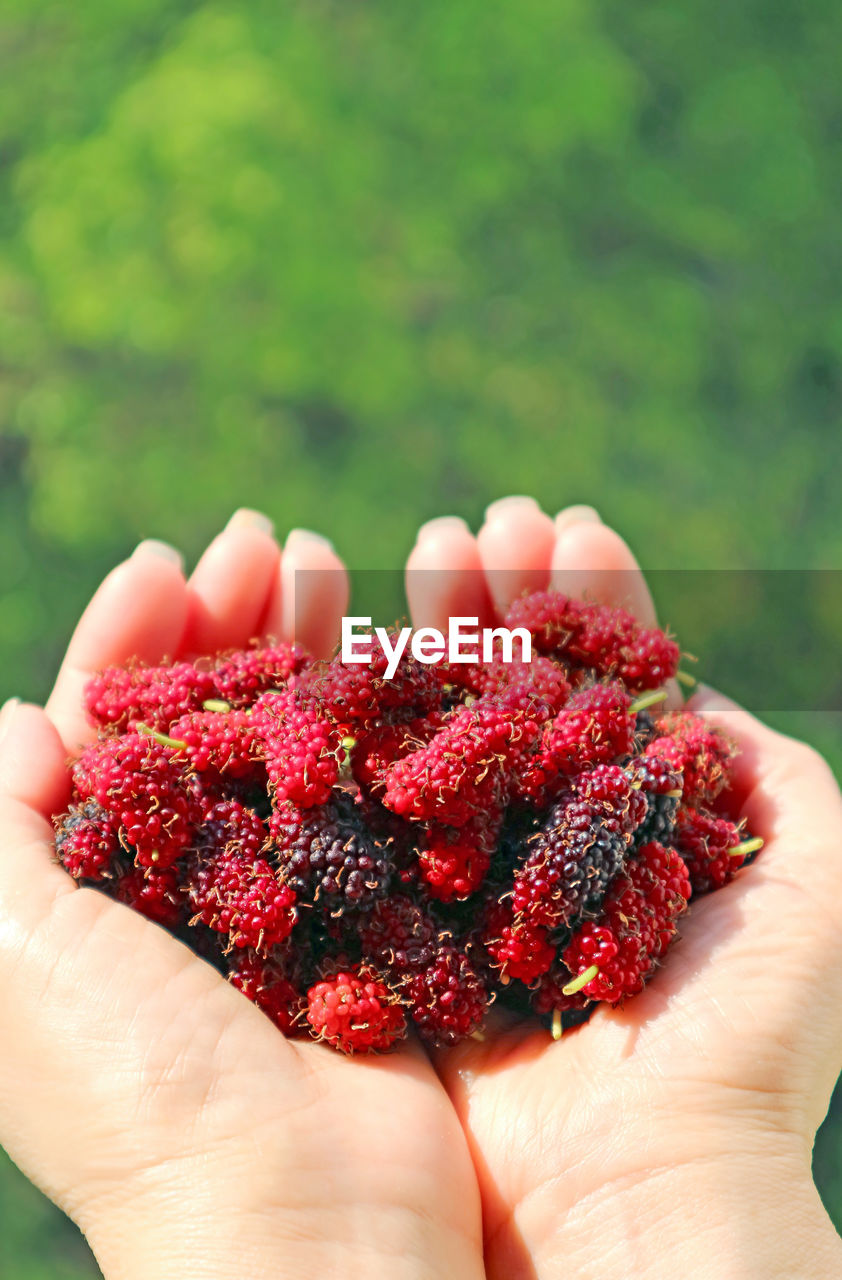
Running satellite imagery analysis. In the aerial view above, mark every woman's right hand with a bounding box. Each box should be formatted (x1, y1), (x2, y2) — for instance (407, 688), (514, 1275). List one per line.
(0, 512), (486, 1280)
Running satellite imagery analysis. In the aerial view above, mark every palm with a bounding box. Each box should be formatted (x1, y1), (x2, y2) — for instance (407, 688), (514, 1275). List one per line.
(405, 501), (842, 1279)
(0, 519), (482, 1274)
(437, 818), (842, 1276)
(16, 866), (477, 1254)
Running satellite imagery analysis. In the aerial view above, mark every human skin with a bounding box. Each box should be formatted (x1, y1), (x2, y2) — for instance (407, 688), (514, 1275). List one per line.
(1, 500), (841, 1279)
(406, 498), (842, 1279)
(0, 511), (485, 1280)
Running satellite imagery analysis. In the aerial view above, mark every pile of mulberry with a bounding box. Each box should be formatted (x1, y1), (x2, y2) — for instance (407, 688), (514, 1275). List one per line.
(52, 587), (761, 1053)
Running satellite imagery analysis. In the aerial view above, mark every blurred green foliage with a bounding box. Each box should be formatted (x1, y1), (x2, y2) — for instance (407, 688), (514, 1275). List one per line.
(0, 1), (840, 1274)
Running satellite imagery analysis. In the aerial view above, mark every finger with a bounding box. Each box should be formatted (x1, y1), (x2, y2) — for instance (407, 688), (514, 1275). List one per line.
(549, 514), (658, 627)
(264, 529), (349, 660)
(0, 701), (76, 929)
(476, 496), (556, 617)
(405, 517), (495, 633)
(551, 515), (683, 706)
(181, 510), (282, 656)
(45, 542), (188, 753)
(663, 686), (842, 1098)
(688, 686), (842, 861)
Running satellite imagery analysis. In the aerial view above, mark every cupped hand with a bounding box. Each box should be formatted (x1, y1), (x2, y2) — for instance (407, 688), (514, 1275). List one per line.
(406, 499), (842, 1280)
(0, 512), (484, 1280)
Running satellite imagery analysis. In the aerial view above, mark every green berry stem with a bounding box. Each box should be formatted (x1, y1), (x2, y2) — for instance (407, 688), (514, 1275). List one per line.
(202, 698), (232, 713)
(551, 1008), (563, 1041)
(729, 837), (764, 858)
(629, 689), (668, 714)
(562, 963), (599, 996)
(676, 670), (698, 688)
(136, 723), (189, 752)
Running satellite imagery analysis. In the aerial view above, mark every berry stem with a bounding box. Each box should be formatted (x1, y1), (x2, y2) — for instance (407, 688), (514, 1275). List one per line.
(629, 689), (668, 714)
(676, 669), (698, 688)
(202, 698), (232, 713)
(135, 723), (189, 751)
(729, 836), (764, 858)
(562, 963), (599, 996)
(551, 1008), (563, 1041)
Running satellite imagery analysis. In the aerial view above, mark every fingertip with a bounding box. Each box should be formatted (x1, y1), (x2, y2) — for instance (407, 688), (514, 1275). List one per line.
(415, 515), (472, 543)
(0, 702), (71, 815)
(182, 520), (281, 654)
(686, 684), (742, 716)
(550, 522), (658, 626)
(273, 530), (349, 658)
(483, 495), (542, 522)
(553, 505), (602, 534)
(0, 697), (22, 747)
(284, 528), (335, 554)
(71, 548), (189, 670)
(406, 521), (493, 631)
(476, 496), (556, 616)
(131, 539), (185, 571)
(45, 547), (192, 754)
(225, 507), (275, 537)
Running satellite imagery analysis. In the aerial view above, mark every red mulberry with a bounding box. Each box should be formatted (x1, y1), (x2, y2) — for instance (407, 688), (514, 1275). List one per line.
(212, 640), (309, 706)
(253, 689), (344, 807)
(672, 806), (761, 895)
(187, 849), (297, 952)
(72, 734), (196, 868)
(646, 713), (736, 807)
(85, 660), (217, 734)
(306, 966), (407, 1053)
(229, 949), (303, 1035)
(114, 864), (184, 928)
(562, 841), (691, 1003)
(54, 801), (120, 881)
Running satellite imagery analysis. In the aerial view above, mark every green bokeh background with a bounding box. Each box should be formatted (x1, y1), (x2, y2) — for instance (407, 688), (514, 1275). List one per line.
(1, 2), (840, 1273)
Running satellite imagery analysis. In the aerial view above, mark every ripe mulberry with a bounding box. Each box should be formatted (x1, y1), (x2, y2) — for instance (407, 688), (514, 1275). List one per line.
(229, 948), (303, 1034)
(645, 713), (736, 808)
(272, 792), (392, 909)
(305, 966), (407, 1053)
(85, 660), (217, 734)
(627, 754), (683, 846)
(187, 849), (297, 952)
(54, 801), (120, 881)
(672, 806), (760, 895)
(416, 809), (501, 901)
(254, 689), (344, 807)
(72, 734), (196, 868)
(562, 841), (691, 1003)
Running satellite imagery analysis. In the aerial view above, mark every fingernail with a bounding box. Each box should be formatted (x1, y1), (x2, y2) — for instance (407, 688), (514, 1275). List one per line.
(554, 505), (602, 534)
(284, 528), (335, 552)
(132, 539), (185, 570)
(226, 508), (275, 536)
(0, 697), (21, 748)
(416, 515), (471, 543)
(484, 495), (540, 523)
